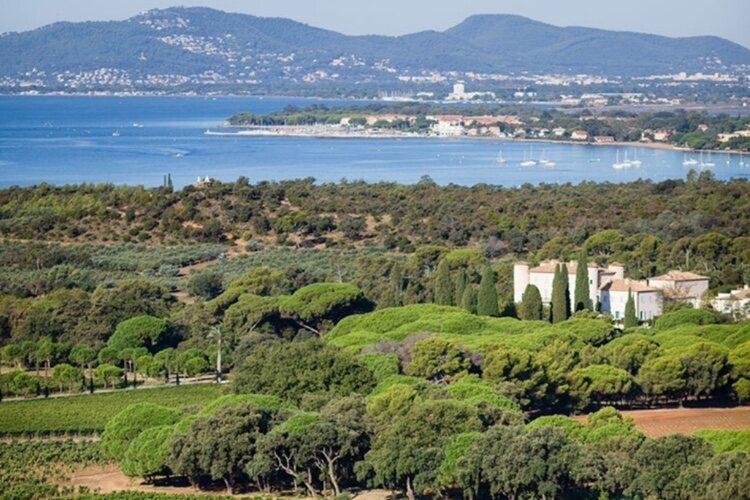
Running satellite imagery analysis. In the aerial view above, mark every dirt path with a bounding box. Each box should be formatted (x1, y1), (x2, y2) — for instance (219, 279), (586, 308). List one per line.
(68, 464), (226, 496)
(575, 406), (750, 438)
(67, 464), (392, 498)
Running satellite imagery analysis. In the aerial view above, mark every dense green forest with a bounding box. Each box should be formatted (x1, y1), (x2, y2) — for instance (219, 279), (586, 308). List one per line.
(1, 176), (749, 498)
(2, 174), (749, 285)
(4, 375), (750, 498)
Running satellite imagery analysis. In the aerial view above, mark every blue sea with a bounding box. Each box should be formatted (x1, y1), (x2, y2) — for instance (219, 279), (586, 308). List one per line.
(1, 95), (748, 188)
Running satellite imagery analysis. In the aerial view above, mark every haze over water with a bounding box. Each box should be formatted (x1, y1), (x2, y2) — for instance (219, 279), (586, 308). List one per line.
(1, 95), (749, 188)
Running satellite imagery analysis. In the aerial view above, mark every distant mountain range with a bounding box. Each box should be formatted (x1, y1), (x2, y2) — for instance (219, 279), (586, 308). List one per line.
(1, 7), (748, 94)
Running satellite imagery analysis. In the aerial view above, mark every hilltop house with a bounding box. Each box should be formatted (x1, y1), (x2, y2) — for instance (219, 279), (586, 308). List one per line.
(599, 279), (662, 322)
(647, 271), (710, 307)
(194, 176), (214, 188)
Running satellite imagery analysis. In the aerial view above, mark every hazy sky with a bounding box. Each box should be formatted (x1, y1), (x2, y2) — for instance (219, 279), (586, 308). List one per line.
(2, 0), (749, 48)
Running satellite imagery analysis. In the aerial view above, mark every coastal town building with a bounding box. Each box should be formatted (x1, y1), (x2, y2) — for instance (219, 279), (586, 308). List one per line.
(464, 115), (523, 127)
(580, 94), (608, 107)
(570, 130), (588, 141)
(429, 115), (465, 136)
(647, 271), (710, 308)
(447, 82), (496, 101)
(641, 129), (673, 142)
(599, 279), (662, 321)
(712, 286), (750, 319)
(594, 135), (615, 143)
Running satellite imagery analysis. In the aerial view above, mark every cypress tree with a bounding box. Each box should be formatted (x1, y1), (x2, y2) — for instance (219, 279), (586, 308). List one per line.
(461, 285), (477, 314)
(477, 265), (499, 316)
(520, 284), (543, 321)
(574, 252), (591, 311)
(624, 290), (638, 328)
(434, 260), (453, 305)
(560, 263), (571, 319)
(391, 263), (403, 307)
(454, 268), (468, 306)
(382, 263), (403, 307)
(551, 264), (566, 323)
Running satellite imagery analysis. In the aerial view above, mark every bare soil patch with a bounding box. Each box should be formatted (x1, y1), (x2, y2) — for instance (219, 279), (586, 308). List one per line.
(68, 464), (222, 496)
(575, 406), (750, 438)
(66, 464), (392, 498)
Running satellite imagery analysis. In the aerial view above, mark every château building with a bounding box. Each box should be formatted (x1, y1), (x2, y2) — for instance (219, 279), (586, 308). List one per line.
(512, 260), (694, 322)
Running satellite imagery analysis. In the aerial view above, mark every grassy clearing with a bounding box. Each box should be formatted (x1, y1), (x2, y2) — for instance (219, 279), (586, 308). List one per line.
(0, 384), (224, 436)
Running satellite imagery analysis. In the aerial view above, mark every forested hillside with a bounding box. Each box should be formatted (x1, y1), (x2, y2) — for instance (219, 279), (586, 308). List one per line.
(1, 173), (748, 294)
(1, 7), (749, 94)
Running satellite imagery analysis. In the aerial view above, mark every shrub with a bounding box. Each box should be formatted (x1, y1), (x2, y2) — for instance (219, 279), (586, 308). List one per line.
(654, 308), (718, 331)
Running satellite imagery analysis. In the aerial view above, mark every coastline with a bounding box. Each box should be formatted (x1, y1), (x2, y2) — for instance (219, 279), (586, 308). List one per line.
(209, 126), (746, 155)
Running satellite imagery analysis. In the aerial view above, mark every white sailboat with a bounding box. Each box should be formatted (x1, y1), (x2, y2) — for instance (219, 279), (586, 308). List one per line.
(539, 149), (556, 167)
(682, 153), (699, 166)
(520, 148), (537, 167)
(699, 151), (716, 168)
(496, 150), (507, 164)
(629, 150), (642, 168)
(612, 150), (628, 169)
(740, 151), (746, 167)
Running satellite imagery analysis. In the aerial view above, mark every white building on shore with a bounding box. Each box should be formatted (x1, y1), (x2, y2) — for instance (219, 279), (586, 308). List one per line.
(428, 115), (465, 136)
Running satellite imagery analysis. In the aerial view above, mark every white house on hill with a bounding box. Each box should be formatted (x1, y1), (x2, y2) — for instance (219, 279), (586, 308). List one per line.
(599, 279), (662, 322)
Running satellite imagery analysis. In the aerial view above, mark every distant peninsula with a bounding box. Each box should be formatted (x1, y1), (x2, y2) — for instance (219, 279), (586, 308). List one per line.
(221, 104), (750, 152)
